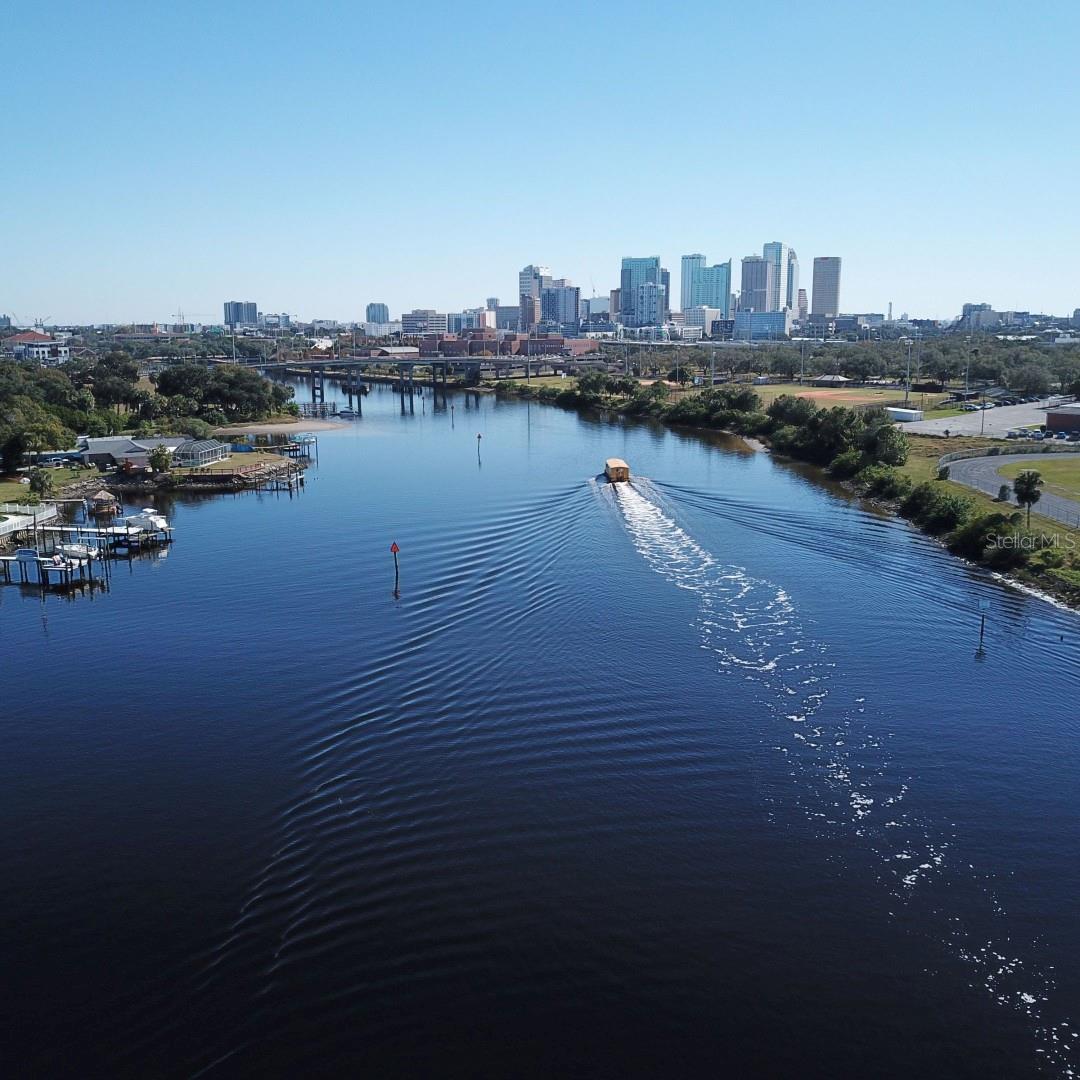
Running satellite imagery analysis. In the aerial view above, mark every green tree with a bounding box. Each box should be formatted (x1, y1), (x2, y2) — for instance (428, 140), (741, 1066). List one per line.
(1012, 469), (1044, 526)
(28, 467), (54, 496)
(0, 397), (73, 474)
(1011, 364), (1052, 397)
(148, 445), (174, 473)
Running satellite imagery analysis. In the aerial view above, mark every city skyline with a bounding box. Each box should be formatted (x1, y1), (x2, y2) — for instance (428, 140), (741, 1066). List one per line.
(7, 1), (1080, 324)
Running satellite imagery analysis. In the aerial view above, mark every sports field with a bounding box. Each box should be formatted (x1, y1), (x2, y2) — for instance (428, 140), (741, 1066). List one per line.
(749, 383), (949, 410)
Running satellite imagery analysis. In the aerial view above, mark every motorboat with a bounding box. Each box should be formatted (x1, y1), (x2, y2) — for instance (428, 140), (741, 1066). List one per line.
(58, 542), (99, 560)
(119, 508), (169, 532)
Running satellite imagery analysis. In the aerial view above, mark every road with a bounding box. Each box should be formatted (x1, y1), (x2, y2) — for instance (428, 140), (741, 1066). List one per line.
(947, 452), (1080, 526)
(903, 396), (1072, 437)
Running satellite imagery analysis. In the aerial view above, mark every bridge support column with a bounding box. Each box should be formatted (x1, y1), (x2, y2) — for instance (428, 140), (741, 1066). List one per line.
(312, 367), (325, 404)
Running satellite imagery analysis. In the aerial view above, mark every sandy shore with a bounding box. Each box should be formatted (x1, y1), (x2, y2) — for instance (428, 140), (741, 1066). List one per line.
(215, 418), (346, 435)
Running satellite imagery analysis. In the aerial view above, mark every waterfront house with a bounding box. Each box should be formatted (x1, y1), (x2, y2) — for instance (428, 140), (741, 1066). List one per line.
(173, 439), (230, 468)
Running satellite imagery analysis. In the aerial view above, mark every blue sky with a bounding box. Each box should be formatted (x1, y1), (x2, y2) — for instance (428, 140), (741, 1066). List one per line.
(5, 0), (1079, 324)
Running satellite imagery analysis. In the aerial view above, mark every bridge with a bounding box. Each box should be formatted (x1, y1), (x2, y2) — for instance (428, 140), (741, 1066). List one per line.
(244, 353), (606, 405)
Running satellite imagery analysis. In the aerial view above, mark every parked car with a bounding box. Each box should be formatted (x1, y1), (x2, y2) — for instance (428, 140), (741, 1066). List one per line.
(961, 403), (980, 412)
(1067, 432), (1080, 442)
(1031, 431), (1046, 440)
(1056, 431), (1069, 440)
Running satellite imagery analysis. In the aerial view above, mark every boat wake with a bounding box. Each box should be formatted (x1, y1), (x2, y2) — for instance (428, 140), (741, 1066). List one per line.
(613, 479), (1077, 1078)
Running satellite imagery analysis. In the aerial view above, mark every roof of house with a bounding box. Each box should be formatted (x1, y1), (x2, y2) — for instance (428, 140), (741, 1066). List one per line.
(175, 439), (227, 453)
(10, 331), (53, 343)
(80, 435), (188, 457)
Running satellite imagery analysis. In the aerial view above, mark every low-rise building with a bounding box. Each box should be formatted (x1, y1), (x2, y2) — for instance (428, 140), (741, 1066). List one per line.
(77, 435), (188, 469)
(1045, 405), (1080, 434)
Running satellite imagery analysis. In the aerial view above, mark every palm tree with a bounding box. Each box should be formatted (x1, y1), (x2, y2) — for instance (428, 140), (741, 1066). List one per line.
(1013, 469), (1044, 527)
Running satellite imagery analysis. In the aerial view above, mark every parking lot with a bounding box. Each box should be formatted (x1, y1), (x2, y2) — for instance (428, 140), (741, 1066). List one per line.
(903, 396), (1073, 437)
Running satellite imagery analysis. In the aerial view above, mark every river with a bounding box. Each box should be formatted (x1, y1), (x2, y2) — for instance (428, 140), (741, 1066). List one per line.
(3, 382), (1079, 1078)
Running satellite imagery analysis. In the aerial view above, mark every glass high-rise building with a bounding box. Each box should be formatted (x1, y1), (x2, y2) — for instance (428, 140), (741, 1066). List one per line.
(811, 257), (842, 317)
(223, 301), (258, 327)
(620, 256), (662, 326)
(680, 255), (705, 312)
(366, 302), (390, 323)
(762, 242), (790, 313)
(739, 256), (774, 314)
(786, 250), (799, 312)
(681, 254), (732, 318)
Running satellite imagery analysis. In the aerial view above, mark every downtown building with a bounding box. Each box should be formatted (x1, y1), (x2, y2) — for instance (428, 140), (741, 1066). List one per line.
(401, 309), (449, 336)
(811, 257), (842, 317)
(739, 256), (774, 314)
(223, 300), (258, 327)
(518, 264), (551, 331)
(762, 242), (799, 313)
(540, 279), (581, 333)
(366, 302), (390, 323)
(680, 254), (733, 318)
(619, 256), (667, 327)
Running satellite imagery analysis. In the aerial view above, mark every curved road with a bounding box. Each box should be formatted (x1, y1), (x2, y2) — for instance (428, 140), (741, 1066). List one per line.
(947, 453), (1080, 525)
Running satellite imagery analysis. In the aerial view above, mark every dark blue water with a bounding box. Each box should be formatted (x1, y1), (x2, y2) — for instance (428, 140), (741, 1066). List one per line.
(3, 384), (1079, 1078)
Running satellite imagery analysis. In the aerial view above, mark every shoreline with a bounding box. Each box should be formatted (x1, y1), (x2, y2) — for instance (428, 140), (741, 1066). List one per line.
(497, 382), (1080, 612)
(214, 418), (346, 435)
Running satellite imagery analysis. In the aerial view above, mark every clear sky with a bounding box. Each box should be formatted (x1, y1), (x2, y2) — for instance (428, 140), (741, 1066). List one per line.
(6, 0), (1079, 325)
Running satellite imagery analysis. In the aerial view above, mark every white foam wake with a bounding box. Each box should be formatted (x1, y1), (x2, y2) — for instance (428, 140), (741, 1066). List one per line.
(613, 480), (1076, 1077)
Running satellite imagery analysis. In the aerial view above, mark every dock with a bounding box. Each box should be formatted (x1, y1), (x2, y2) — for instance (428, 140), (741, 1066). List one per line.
(0, 519), (174, 592)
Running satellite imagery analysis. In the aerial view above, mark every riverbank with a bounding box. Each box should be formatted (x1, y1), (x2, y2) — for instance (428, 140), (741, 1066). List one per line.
(497, 377), (1080, 609)
(215, 417), (345, 435)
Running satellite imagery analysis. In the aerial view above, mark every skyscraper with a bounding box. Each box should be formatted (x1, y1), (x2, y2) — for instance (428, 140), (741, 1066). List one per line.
(681, 254), (732, 318)
(620, 256), (661, 326)
(797, 288), (808, 322)
(811, 257), (842, 317)
(540, 279), (581, 331)
(661, 268), (671, 319)
(223, 301), (257, 327)
(680, 254), (705, 312)
(366, 302), (389, 323)
(739, 256), (774, 314)
(786, 249), (799, 312)
(762, 242), (789, 312)
(635, 282), (667, 327)
(518, 265), (551, 330)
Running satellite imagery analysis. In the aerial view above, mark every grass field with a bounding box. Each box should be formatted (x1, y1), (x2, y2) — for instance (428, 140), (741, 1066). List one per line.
(0, 467), (87, 503)
(902, 434), (1080, 534)
(999, 458), (1080, 502)
(688, 382), (950, 411)
(174, 452), (282, 476)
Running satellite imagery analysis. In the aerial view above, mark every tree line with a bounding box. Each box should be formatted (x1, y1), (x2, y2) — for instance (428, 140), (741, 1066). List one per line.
(0, 354), (294, 474)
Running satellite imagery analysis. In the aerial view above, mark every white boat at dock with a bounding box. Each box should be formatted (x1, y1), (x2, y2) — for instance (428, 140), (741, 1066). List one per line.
(58, 542), (101, 560)
(119, 508), (170, 532)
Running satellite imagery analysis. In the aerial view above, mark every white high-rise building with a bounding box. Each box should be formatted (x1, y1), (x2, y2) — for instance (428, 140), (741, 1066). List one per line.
(762, 242), (789, 313)
(786, 250), (799, 312)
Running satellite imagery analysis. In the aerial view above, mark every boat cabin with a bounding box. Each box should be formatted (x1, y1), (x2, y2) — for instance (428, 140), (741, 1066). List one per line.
(604, 458), (630, 483)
